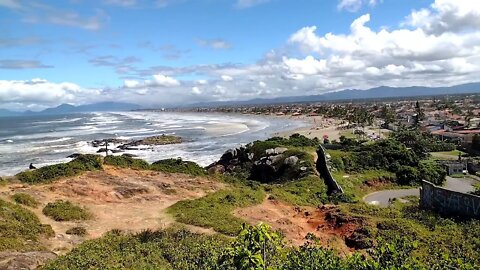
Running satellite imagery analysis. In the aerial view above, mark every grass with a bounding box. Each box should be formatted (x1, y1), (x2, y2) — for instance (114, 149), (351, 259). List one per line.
(66, 226), (88, 236)
(167, 185), (265, 235)
(0, 199), (54, 252)
(11, 193), (39, 208)
(267, 176), (329, 206)
(16, 154), (103, 184)
(150, 158), (206, 176)
(43, 200), (92, 221)
(104, 155), (150, 170)
(429, 150), (466, 160)
(332, 170), (397, 198)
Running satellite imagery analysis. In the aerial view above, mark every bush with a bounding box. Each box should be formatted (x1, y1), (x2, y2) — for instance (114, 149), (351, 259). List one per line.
(168, 187), (265, 235)
(66, 226), (87, 236)
(269, 176), (329, 206)
(43, 200), (92, 221)
(0, 199), (53, 252)
(151, 158), (206, 176)
(11, 193), (39, 208)
(16, 155), (102, 184)
(104, 155), (150, 170)
(41, 228), (230, 270)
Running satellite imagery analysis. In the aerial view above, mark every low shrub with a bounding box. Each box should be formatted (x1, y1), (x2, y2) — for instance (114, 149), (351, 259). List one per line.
(0, 199), (53, 252)
(16, 154), (102, 184)
(104, 155), (150, 170)
(43, 200), (92, 221)
(66, 226), (87, 236)
(11, 193), (39, 208)
(151, 158), (206, 176)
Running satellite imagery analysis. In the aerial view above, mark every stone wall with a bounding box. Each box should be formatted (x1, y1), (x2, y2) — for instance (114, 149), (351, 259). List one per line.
(420, 180), (480, 219)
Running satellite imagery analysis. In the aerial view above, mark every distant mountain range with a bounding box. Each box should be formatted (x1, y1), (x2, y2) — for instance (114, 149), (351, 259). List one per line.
(1, 82), (480, 117)
(189, 82), (480, 107)
(0, 102), (141, 117)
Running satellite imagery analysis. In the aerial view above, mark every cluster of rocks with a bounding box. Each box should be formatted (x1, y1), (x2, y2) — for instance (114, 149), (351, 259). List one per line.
(208, 146), (310, 183)
(90, 135), (183, 154)
(207, 146), (253, 175)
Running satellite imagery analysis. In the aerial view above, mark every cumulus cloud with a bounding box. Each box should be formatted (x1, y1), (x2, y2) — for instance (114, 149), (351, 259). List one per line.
(3, 0), (480, 110)
(404, 0), (480, 35)
(0, 78), (101, 109)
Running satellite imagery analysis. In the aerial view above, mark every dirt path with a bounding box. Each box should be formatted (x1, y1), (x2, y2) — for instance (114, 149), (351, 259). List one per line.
(0, 166), (224, 253)
(234, 198), (358, 254)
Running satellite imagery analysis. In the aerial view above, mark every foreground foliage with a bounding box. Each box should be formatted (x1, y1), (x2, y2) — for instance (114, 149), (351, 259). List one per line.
(0, 199), (53, 252)
(16, 154), (103, 184)
(43, 200), (92, 221)
(42, 222), (479, 270)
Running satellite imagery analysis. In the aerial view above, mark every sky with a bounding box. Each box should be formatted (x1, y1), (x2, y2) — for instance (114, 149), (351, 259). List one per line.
(1, 0), (480, 111)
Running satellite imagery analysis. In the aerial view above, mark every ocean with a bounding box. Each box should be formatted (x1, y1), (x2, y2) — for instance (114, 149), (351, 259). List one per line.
(0, 111), (307, 176)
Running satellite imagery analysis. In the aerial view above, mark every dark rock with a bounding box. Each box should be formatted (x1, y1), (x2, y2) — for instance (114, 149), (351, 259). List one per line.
(122, 153), (137, 158)
(0, 251), (57, 270)
(67, 153), (82, 159)
(208, 165), (225, 175)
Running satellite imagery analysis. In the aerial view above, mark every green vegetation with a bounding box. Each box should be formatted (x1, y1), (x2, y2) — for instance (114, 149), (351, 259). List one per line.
(66, 226), (88, 237)
(0, 199), (54, 252)
(267, 176), (329, 206)
(167, 185), (265, 235)
(151, 158), (207, 176)
(104, 155), (150, 170)
(41, 228), (230, 270)
(0, 176), (7, 186)
(11, 193), (39, 208)
(332, 170), (396, 198)
(329, 129), (448, 186)
(43, 220), (479, 269)
(140, 134), (182, 145)
(42, 200), (92, 221)
(16, 154), (103, 184)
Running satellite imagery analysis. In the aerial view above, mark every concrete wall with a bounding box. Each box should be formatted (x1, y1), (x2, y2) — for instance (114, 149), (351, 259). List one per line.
(420, 181), (480, 219)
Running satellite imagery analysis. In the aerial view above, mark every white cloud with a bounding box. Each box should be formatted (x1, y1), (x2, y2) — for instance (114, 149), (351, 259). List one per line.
(404, 0), (480, 35)
(258, 81), (266, 88)
(151, 74), (180, 87)
(0, 78), (101, 109)
(124, 79), (140, 88)
(196, 79), (208, 85)
(104, 0), (137, 7)
(283, 56), (327, 75)
(235, 0), (270, 9)
(191, 86), (202, 95)
(221, 75), (234, 81)
(337, 0), (381, 12)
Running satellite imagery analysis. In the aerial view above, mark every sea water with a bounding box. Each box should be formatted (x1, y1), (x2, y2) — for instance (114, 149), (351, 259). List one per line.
(0, 111), (307, 176)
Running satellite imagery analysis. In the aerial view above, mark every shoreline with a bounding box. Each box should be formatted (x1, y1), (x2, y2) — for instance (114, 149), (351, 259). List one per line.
(0, 112), (308, 177)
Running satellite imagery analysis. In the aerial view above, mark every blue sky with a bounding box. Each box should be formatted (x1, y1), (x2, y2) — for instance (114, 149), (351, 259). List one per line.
(1, 0), (479, 110)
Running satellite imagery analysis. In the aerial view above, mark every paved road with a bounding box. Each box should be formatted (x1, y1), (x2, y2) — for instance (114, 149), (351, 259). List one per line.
(363, 176), (479, 207)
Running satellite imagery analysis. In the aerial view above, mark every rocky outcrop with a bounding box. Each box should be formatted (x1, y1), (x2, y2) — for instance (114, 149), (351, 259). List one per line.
(207, 145), (313, 183)
(90, 135), (183, 153)
(0, 251), (57, 270)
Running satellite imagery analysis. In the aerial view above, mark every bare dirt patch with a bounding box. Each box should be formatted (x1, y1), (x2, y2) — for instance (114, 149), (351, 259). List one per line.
(0, 166), (224, 254)
(234, 198), (359, 254)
